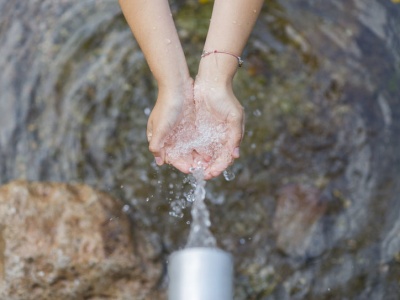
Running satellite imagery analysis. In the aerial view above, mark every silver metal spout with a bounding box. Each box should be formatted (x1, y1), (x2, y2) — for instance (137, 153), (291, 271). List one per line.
(168, 247), (233, 300)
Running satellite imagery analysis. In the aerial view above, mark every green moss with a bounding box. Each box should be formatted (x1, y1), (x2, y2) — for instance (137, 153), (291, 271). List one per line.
(174, 2), (213, 41)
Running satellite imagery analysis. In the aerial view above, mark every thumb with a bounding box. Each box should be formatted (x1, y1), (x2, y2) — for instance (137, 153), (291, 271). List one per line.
(147, 119), (166, 165)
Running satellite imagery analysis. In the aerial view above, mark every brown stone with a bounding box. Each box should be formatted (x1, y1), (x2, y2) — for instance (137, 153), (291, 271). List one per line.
(0, 181), (161, 300)
(273, 184), (327, 258)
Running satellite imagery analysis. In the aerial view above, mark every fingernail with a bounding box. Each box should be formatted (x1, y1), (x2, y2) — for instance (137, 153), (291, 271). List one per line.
(233, 147), (240, 158)
(155, 157), (163, 165)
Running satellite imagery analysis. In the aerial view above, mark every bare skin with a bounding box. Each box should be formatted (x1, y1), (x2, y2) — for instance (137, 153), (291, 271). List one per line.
(119, 0), (263, 179)
(119, 0), (193, 169)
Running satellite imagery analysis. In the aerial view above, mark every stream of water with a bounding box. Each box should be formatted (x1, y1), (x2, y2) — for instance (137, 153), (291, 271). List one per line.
(185, 168), (216, 248)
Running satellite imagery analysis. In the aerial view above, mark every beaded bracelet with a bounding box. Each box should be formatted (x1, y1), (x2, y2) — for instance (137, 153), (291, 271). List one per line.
(201, 50), (244, 67)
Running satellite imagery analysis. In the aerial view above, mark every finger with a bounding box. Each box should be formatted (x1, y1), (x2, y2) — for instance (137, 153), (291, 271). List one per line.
(155, 157), (163, 166)
(166, 151), (194, 173)
(207, 154), (232, 179)
(227, 109), (244, 158)
(232, 147), (240, 159)
(151, 147), (166, 166)
(203, 171), (213, 181)
(199, 151), (212, 163)
(148, 120), (167, 166)
(146, 120), (153, 143)
(192, 150), (210, 169)
(172, 160), (192, 174)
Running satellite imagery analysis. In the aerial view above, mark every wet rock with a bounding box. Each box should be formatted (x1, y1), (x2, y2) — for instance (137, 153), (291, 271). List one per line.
(381, 217), (400, 264)
(0, 181), (160, 300)
(273, 184), (327, 258)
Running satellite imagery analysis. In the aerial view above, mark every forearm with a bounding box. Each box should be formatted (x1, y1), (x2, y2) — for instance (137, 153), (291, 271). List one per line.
(119, 0), (190, 89)
(198, 0), (264, 83)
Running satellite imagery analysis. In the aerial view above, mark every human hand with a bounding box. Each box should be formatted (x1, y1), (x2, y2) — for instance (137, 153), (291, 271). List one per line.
(147, 74), (244, 180)
(147, 78), (198, 173)
(192, 79), (244, 180)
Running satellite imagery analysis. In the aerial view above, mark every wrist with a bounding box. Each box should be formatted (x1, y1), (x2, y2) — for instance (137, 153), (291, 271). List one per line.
(197, 52), (238, 87)
(156, 70), (192, 90)
(157, 76), (194, 104)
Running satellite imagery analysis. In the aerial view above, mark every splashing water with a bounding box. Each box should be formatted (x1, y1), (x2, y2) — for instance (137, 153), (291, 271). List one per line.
(185, 168), (216, 248)
(223, 169), (235, 181)
(164, 84), (232, 172)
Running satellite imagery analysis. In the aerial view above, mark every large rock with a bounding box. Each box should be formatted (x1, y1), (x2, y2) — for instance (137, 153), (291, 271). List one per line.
(0, 181), (161, 300)
(273, 184), (327, 258)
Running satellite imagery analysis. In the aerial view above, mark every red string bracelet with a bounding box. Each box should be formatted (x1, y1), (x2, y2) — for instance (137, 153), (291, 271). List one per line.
(201, 50), (244, 67)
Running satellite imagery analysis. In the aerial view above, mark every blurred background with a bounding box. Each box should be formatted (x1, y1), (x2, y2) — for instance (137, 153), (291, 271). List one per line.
(0, 0), (400, 298)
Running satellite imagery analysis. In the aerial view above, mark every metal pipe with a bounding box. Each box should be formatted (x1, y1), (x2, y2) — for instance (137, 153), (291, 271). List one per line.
(168, 247), (233, 300)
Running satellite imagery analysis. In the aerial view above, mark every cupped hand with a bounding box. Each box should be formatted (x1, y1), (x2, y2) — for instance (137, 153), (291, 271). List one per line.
(193, 79), (244, 180)
(147, 78), (197, 173)
(147, 77), (244, 180)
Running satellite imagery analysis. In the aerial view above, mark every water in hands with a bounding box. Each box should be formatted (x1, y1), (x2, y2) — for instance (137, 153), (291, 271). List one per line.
(163, 84), (234, 179)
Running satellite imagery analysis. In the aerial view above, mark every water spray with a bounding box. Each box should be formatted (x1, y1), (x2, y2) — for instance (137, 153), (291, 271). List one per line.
(168, 168), (233, 300)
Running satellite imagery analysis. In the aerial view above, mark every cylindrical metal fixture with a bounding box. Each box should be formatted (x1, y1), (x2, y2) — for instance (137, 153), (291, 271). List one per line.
(168, 247), (233, 300)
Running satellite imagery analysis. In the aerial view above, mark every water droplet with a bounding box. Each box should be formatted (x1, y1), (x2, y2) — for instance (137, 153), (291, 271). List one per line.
(240, 238), (246, 245)
(169, 211), (183, 218)
(145, 197), (149, 202)
(210, 194), (225, 205)
(186, 221), (191, 225)
(186, 193), (195, 202)
(251, 143), (256, 149)
(122, 205), (130, 212)
(165, 38), (171, 44)
(223, 169), (235, 181)
(253, 109), (262, 117)
(144, 107), (151, 115)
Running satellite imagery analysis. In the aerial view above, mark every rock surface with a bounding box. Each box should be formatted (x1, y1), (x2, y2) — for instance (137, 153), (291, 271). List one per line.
(273, 184), (327, 258)
(0, 181), (161, 300)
